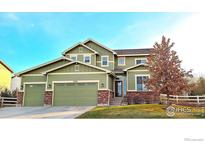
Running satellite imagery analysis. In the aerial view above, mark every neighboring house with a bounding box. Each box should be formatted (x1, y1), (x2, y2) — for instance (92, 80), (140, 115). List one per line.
(0, 60), (13, 90)
(16, 39), (152, 106)
(10, 75), (21, 91)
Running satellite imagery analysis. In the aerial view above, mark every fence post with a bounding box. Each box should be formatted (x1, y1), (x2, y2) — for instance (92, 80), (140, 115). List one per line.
(176, 95), (178, 103)
(197, 96), (200, 104)
(1, 97), (3, 107)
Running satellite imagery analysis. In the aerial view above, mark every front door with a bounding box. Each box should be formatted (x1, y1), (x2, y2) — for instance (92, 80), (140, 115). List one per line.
(115, 81), (123, 97)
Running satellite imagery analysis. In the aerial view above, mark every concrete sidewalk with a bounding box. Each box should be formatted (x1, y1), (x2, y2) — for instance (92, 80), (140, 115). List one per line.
(0, 106), (94, 119)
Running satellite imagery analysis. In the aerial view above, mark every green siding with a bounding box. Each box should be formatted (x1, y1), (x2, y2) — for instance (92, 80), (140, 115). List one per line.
(65, 45), (93, 55)
(127, 71), (149, 90)
(24, 84), (45, 106)
(21, 76), (46, 90)
(116, 56), (148, 69)
(47, 74), (107, 90)
(85, 41), (115, 70)
(21, 76), (46, 83)
(23, 60), (68, 74)
(53, 83), (97, 106)
(66, 54), (96, 66)
(49, 63), (103, 73)
(108, 75), (114, 91)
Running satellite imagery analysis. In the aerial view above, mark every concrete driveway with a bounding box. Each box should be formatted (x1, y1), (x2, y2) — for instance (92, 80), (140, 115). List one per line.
(0, 106), (95, 119)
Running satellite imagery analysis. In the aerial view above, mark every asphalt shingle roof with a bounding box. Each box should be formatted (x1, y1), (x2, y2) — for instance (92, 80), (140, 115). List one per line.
(113, 48), (152, 55)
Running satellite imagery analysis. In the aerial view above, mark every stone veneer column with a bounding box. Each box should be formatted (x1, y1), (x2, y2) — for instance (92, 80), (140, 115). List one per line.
(98, 90), (115, 106)
(44, 91), (53, 106)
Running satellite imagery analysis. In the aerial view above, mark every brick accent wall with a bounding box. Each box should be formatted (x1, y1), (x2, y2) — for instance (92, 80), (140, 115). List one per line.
(44, 91), (53, 106)
(98, 90), (114, 106)
(17, 91), (24, 105)
(127, 91), (159, 104)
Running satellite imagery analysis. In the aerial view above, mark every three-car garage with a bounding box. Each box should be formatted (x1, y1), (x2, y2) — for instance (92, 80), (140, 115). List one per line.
(23, 82), (98, 106)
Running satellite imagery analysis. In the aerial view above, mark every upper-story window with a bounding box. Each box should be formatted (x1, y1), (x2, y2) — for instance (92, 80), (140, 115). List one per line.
(70, 54), (77, 61)
(84, 55), (91, 64)
(118, 57), (125, 66)
(135, 58), (147, 65)
(101, 56), (109, 67)
(135, 75), (149, 91)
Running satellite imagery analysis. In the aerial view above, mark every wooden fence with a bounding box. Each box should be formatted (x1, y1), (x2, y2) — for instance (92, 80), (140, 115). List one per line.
(0, 97), (18, 107)
(160, 94), (205, 105)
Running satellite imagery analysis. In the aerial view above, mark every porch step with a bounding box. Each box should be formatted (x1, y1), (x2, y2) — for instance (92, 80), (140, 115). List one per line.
(111, 97), (128, 106)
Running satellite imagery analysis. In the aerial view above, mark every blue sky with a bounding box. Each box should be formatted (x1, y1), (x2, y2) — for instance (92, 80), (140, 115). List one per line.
(0, 12), (194, 73)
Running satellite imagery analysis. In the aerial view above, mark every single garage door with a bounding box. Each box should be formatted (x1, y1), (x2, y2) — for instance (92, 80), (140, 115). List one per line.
(24, 84), (45, 106)
(53, 83), (98, 106)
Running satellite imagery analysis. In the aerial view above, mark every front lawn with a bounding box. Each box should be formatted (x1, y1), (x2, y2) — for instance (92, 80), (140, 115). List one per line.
(77, 104), (205, 119)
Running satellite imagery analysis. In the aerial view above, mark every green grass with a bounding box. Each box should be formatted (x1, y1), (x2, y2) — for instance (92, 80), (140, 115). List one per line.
(77, 104), (205, 119)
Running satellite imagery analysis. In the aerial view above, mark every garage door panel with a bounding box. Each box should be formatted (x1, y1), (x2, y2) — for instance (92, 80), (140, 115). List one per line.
(24, 84), (45, 106)
(54, 83), (97, 106)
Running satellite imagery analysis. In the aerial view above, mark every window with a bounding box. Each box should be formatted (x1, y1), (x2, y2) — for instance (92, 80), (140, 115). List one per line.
(101, 56), (109, 67)
(135, 59), (146, 65)
(84, 55), (91, 64)
(135, 75), (149, 91)
(118, 57), (125, 66)
(75, 65), (79, 71)
(70, 55), (77, 61)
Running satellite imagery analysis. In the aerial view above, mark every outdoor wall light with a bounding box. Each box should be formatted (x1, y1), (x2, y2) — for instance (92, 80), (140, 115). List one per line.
(101, 83), (104, 88)
(20, 85), (23, 90)
(48, 84), (52, 88)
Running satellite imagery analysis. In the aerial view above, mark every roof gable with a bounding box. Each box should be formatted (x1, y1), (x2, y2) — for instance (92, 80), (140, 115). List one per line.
(16, 57), (72, 76)
(0, 60), (13, 73)
(83, 39), (117, 55)
(123, 63), (148, 71)
(62, 43), (98, 55)
(43, 61), (111, 74)
(114, 48), (152, 56)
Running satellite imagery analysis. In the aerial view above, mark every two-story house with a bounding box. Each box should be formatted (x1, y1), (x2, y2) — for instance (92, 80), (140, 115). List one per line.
(16, 39), (152, 106)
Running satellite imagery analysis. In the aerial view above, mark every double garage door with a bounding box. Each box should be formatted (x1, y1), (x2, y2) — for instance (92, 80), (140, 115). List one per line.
(24, 83), (98, 106)
(53, 83), (98, 106)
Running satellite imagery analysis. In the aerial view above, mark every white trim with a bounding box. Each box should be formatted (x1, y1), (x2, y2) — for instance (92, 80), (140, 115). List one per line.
(106, 74), (109, 89)
(101, 56), (109, 67)
(126, 72), (129, 91)
(70, 54), (78, 61)
(135, 57), (147, 65)
(22, 74), (44, 76)
(97, 61), (114, 63)
(118, 57), (126, 66)
(83, 54), (91, 64)
(128, 70), (149, 72)
(22, 82), (46, 106)
(135, 74), (150, 91)
(62, 42), (98, 55)
(48, 72), (106, 75)
(69, 53), (95, 55)
(117, 54), (149, 57)
(123, 63), (148, 71)
(75, 65), (79, 72)
(43, 61), (111, 74)
(16, 57), (72, 76)
(83, 39), (117, 55)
